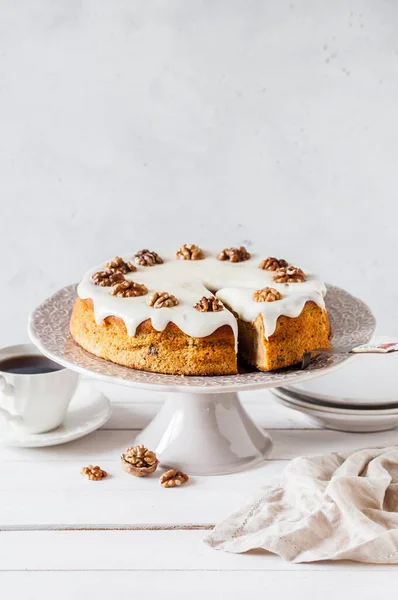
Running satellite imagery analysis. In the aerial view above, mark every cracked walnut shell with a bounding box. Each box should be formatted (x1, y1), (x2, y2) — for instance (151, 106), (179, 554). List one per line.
(159, 469), (189, 488)
(194, 296), (223, 312)
(253, 287), (282, 302)
(146, 292), (179, 308)
(106, 256), (137, 274)
(258, 257), (288, 271)
(217, 246), (250, 263)
(121, 444), (159, 477)
(111, 280), (148, 297)
(134, 249), (163, 267)
(80, 465), (107, 481)
(272, 266), (306, 283)
(176, 244), (204, 260)
(91, 270), (125, 287)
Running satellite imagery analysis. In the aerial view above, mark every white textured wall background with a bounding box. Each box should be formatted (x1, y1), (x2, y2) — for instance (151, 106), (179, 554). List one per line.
(1, 0), (397, 344)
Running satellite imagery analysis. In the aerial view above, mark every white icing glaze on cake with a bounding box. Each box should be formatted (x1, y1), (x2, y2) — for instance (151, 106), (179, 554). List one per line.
(77, 250), (326, 346)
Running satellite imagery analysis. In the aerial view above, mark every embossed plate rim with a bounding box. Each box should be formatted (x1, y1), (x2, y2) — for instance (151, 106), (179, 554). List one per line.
(28, 284), (376, 393)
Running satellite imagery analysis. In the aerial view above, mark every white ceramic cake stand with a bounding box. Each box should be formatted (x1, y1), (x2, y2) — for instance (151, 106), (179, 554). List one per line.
(28, 284), (375, 475)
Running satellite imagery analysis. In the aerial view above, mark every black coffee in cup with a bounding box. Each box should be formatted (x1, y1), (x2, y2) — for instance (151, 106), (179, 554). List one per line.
(0, 355), (64, 375)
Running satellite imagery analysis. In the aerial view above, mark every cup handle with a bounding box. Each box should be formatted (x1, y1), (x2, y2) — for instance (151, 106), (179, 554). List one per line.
(0, 376), (22, 426)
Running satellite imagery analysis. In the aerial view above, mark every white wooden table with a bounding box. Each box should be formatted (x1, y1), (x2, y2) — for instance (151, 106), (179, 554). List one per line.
(1, 383), (397, 599)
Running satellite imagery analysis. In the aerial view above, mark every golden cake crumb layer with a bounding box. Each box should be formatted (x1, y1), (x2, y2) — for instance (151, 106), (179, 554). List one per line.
(70, 298), (238, 376)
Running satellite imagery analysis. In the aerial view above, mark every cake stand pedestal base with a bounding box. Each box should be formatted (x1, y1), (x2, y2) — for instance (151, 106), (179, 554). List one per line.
(135, 392), (272, 475)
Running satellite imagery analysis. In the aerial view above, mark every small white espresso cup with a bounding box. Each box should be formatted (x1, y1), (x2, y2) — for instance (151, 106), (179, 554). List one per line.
(0, 343), (79, 434)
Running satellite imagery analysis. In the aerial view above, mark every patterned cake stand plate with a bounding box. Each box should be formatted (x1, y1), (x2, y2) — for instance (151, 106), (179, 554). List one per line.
(28, 284), (375, 475)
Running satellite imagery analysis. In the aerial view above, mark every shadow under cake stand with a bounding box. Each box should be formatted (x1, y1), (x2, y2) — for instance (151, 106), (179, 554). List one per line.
(28, 284), (375, 475)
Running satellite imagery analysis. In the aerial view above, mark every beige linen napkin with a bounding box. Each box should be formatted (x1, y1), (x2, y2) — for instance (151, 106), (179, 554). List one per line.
(204, 447), (398, 563)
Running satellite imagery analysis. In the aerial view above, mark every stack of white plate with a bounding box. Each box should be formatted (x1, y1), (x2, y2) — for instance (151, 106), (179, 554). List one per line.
(271, 339), (398, 432)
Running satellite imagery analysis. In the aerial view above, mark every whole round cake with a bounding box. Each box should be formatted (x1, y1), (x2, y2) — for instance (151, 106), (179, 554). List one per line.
(70, 245), (331, 375)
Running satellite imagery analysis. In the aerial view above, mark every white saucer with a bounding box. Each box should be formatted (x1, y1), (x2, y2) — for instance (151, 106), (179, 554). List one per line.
(272, 387), (398, 432)
(0, 381), (111, 447)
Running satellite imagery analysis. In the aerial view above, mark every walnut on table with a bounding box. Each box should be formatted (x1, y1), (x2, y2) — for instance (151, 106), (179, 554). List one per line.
(146, 292), (179, 308)
(194, 296), (223, 312)
(217, 246), (250, 263)
(176, 244), (204, 260)
(134, 249), (163, 267)
(91, 270), (125, 287)
(272, 266), (306, 284)
(80, 465), (107, 481)
(121, 444), (159, 477)
(159, 469), (189, 488)
(253, 287), (283, 302)
(258, 257), (288, 271)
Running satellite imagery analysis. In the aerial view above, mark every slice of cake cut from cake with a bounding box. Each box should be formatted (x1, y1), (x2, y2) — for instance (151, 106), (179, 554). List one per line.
(236, 303), (330, 372)
(70, 246), (330, 375)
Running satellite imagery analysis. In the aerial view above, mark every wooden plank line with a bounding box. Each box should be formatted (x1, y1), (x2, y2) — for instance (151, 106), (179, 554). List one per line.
(0, 568), (395, 573)
(2, 531), (398, 574)
(0, 524), (215, 532)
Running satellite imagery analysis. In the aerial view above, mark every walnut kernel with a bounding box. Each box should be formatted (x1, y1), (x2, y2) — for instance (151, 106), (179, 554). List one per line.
(146, 292), (179, 308)
(194, 296), (223, 312)
(134, 249), (163, 267)
(106, 256), (137, 274)
(111, 280), (148, 297)
(80, 465), (107, 481)
(159, 469), (189, 488)
(253, 287), (283, 302)
(258, 257), (288, 271)
(272, 266), (306, 283)
(91, 270), (125, 287)
(217, 246), (250, 263)
(176, 244), (204, 260)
